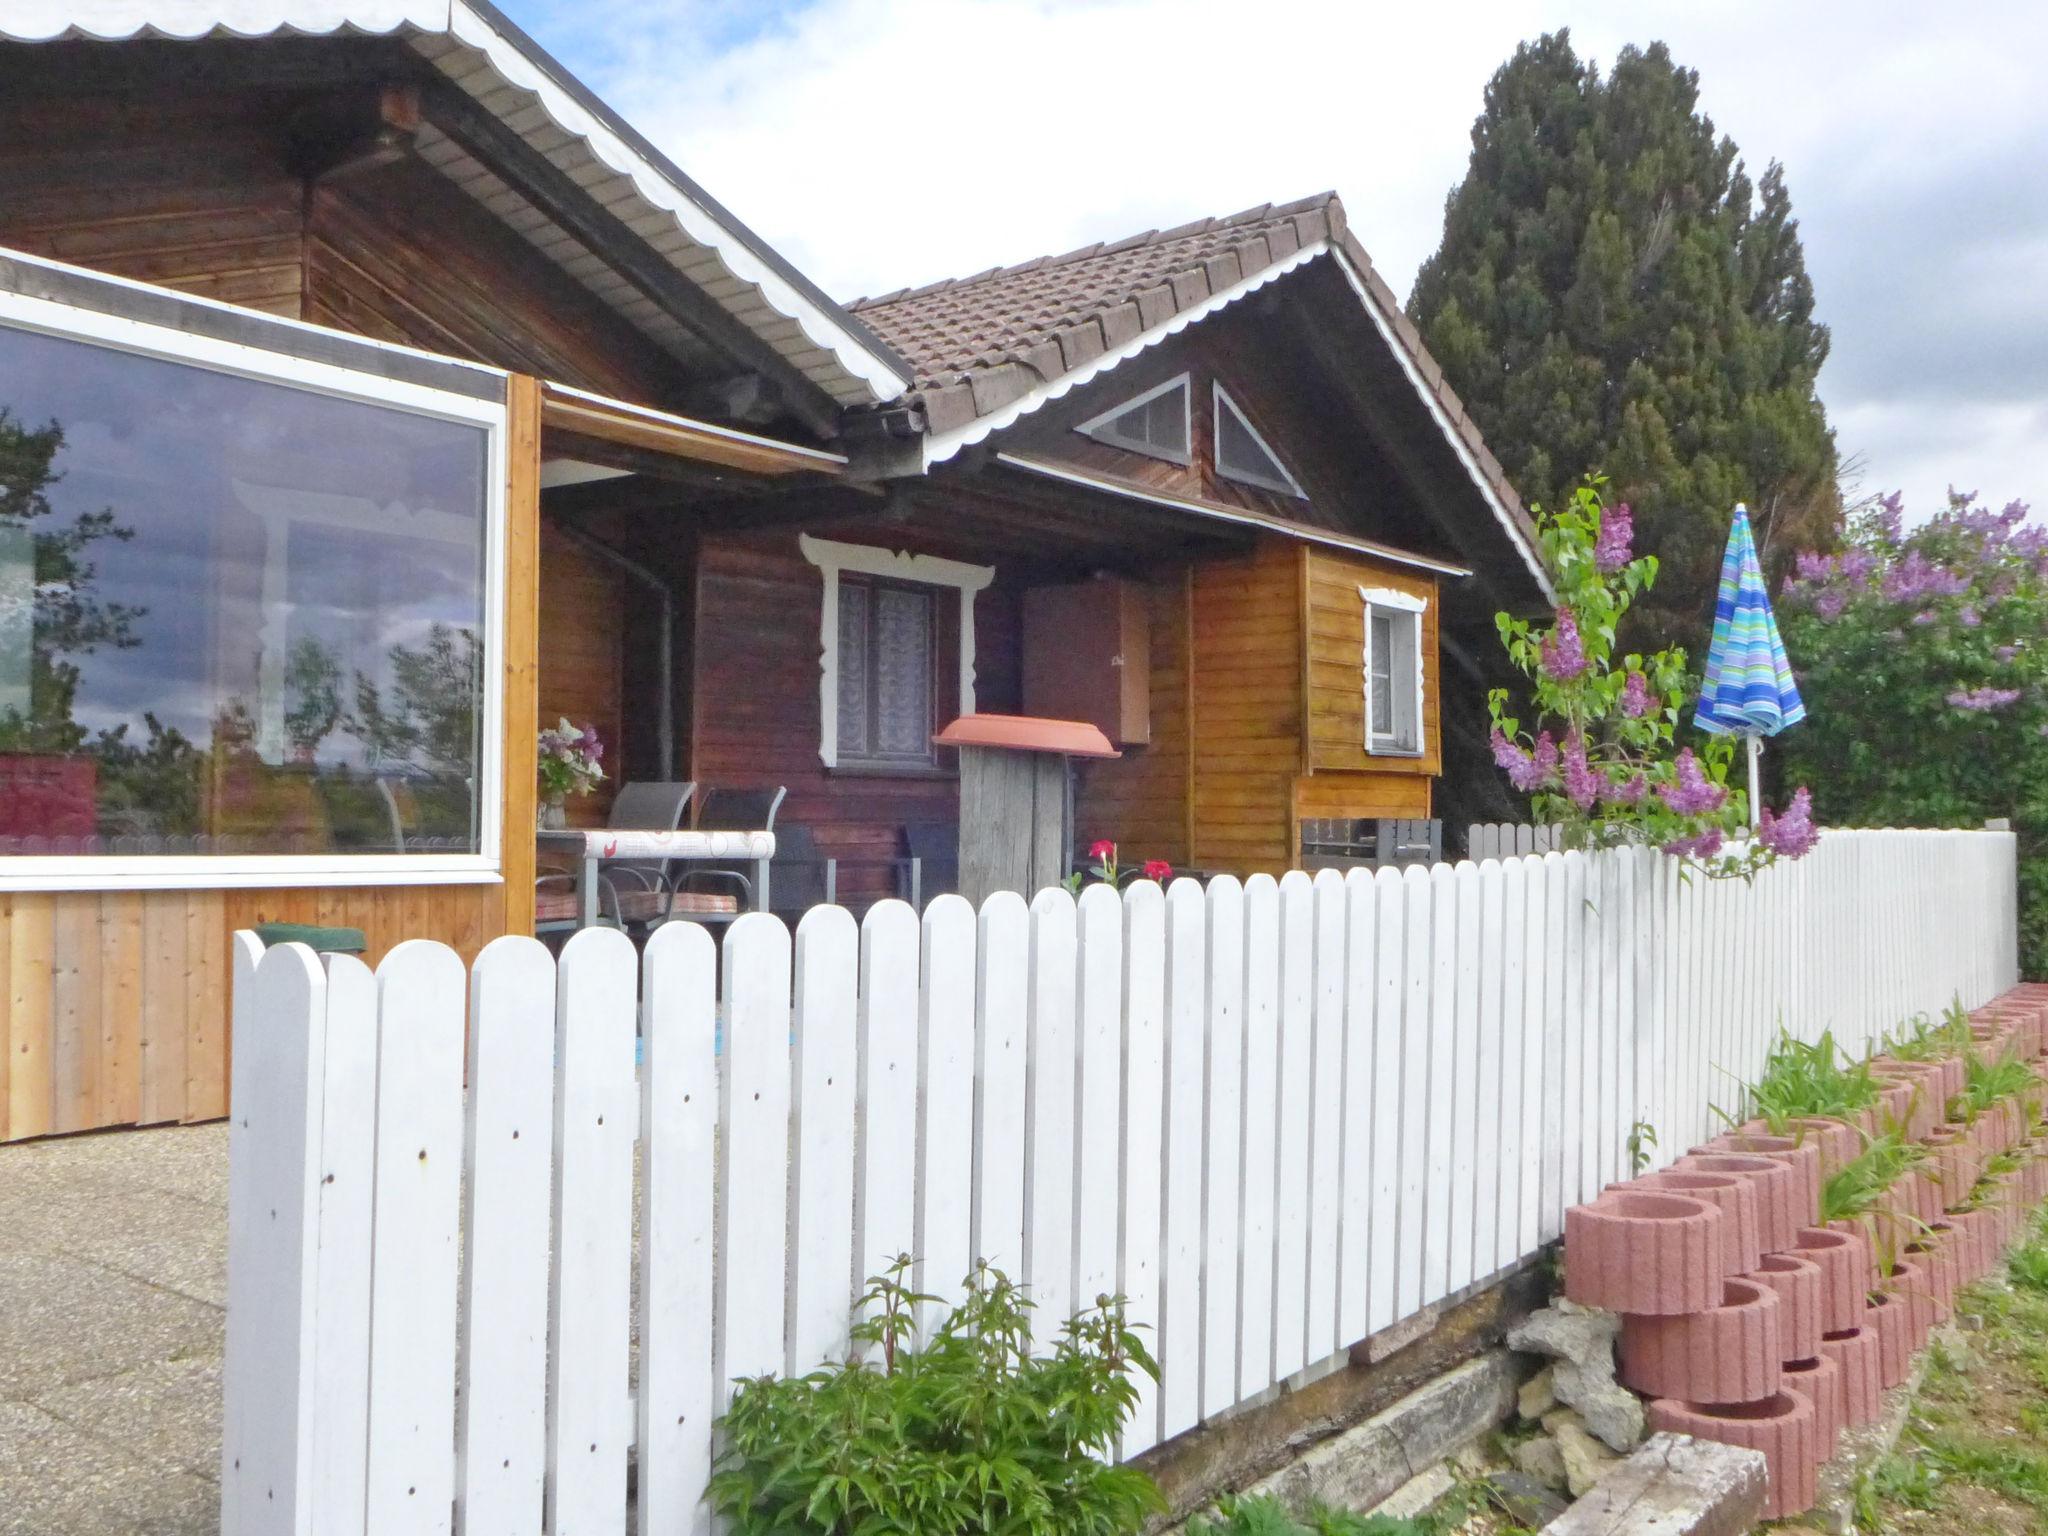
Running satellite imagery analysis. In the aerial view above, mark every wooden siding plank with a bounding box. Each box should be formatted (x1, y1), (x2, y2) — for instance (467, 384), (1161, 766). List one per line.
(184, 890), (228, 1122)
(101, 889), (143, 1127)
(51, 895), (100, 1135)
(138, 891), (189, 1125)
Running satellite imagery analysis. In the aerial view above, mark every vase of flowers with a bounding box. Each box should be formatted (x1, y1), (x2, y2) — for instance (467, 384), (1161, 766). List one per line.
(537, 718), (605, 828)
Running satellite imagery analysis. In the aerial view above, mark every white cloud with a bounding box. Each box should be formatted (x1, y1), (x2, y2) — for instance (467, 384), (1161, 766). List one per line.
(527, 0), (2048, 516)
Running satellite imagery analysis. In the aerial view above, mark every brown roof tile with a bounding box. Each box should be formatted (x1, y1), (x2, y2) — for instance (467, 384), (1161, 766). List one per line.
(847, 193), (1541, 575)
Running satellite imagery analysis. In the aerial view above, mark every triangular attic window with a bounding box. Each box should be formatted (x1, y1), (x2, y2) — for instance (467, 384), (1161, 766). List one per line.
(1075, 374), (1191, 465)
(1214, 383), (1305, 498)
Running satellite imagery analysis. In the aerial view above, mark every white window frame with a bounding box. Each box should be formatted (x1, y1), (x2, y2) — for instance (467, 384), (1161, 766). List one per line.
(1360, 585), (1426, 758)
(0, 287), (508, 892)
(800, 534), (994, 770)
(1074, 372), (1192, 465)
(1213, 382), (1306, 498)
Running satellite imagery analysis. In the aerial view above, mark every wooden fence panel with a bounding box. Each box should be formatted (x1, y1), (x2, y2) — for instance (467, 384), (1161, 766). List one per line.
(219, 828), (2023, 1536)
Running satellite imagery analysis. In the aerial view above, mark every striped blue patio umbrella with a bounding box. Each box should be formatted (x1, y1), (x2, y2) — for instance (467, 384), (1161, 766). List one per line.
(1694, 503), (1805, 824)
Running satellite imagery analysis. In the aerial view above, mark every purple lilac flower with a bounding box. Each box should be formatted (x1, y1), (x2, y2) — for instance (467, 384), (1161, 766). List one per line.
(1662, 826), (1725, 860)
(1947, 686), (2023, 712)
(1560, 731), (1600, 812)
(1601, 772), (1648, 807)
(1621, 671), (1653, 718)
(1757, 787), (1819, 860)
(1491, 728), (1561, 793)
(1884, 551), (1969, 604)
(1595, 502), (1634, 573)
(1996, 645), (2020, 663)
(1873, 492), (1905, 542)
(1541, 608), (1588, 681)
(1840, 549), (1878, 586)
(1959, 606), (1981, 628)
(1814, 589), (1847, 620)
(1658, 748), (1728, 817)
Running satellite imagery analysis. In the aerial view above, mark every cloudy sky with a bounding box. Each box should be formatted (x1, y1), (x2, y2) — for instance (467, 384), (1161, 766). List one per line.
(514, 0), (2045, 519)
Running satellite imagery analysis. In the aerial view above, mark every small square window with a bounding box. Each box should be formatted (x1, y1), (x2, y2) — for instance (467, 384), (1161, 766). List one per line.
(1362, 590), (1424, 755)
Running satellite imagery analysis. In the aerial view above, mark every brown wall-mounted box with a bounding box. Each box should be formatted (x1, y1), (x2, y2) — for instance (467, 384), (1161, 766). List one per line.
(1022, 576), (1152, 746)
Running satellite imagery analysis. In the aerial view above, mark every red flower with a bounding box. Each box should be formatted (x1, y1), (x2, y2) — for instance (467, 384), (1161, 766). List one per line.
(1089, 839), (1116, 860)
(1143, 859), (1173, 881)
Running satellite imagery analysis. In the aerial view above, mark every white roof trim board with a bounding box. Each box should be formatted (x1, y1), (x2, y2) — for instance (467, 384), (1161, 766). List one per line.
(0, 0), (911, 409)
(1328, 248), (1553, 602)
(920, 239), (1330, 467)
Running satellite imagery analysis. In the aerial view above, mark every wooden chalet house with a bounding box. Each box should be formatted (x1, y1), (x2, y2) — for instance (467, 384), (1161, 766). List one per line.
(0, 2), (1548, 1141)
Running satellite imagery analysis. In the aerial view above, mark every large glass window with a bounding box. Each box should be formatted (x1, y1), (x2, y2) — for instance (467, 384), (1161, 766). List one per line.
(0, 321), (490, 858)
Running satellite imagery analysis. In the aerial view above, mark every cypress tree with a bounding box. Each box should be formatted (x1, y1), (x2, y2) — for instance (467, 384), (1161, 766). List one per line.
(1410, 31), (1838, 650)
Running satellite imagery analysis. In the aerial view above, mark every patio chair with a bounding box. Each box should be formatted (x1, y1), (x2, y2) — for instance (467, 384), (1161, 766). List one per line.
(535, 780), (697, 936)
(766, 823), (831, 920)
(895, 820), (959, 906)
(672, 784), (787, 919)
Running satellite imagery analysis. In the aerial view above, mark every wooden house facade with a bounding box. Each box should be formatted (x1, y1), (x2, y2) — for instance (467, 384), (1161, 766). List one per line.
(0, 3), (1548, 1140)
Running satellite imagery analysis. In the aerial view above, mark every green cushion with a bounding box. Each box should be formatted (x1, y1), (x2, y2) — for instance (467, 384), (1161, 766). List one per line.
(253, 922), (367, 954)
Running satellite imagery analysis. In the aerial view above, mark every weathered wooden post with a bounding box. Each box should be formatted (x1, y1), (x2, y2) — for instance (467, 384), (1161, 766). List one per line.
(934, 714), (1119, 904)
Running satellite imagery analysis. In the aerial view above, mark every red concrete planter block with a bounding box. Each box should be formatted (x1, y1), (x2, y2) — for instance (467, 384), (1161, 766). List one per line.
(1619, 1277), (1783, 1404)
(1733, 1117), (1861, 1178)
(1865, 1290), (1913, 1389)
(1648, 1390), (1822, 1520)
(1745, 1252), (1824, 1363)
(1795, 1226), (1869, 1334)
(1819, 1326), (1885, 1429)
(1702, 1133), (1823, 1231)
(1680, 1153), (1803, 1254)
(1923, 1126), (1980, 1207)
(1886, 1258), (1940, 1347)
(1782, 1354), (1843, 1462)
(1868, 1066), (1942, 1140)
(1947, 1208), (1996, 1286)
(1564, 1191), (1725, 1315)
(1611, 1171), (1761, 1275)
(1903, 1236), (1955, 1321)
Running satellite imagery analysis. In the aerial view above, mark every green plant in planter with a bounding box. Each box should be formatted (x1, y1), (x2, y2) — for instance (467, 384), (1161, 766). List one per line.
(708, 1257), (1163, 1536)
(1820, 1128), (1930, 1228)
(1741, 1028), (1883, 1130)
(1958, 1048), (2036, 1127)
(1885, 999), (1974, 1063)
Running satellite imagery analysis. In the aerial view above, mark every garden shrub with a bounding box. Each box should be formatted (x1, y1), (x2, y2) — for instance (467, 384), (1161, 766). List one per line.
(1779, 490), (2048, 971)
(708, 1257), (1162, 1536)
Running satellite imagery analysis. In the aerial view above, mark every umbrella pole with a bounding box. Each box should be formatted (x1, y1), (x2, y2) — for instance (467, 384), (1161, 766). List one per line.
(1746, 736), (1762, 829)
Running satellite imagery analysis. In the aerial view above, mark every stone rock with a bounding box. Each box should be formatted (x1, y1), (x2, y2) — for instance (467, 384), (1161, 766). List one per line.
(1511, 1433), (1569, 1491)
(1492, 1467), (1571, 1528)
(1542, 1430), (1769, 1536)
(1508, 1299), (1622, 1369)
(1519, 1363), (1558, 1420)
(1508, 1300), (1643, 1452)
(1549, 1413), (1622, 1498)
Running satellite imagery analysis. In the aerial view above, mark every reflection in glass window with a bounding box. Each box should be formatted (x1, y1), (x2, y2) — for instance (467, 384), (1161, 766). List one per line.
(0, 322), (489, 856)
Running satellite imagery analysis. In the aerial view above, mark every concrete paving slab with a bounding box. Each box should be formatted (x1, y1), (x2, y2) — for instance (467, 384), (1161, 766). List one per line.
(5, 1188), (227, 1309)
(33, 1357), (222, 1485)
(0, 1252), (222, 1401)
(0, 1399), (215, 1536)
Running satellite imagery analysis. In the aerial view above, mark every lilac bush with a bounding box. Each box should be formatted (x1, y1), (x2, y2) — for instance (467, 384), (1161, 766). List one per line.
(1779, 489), (2048, 967)
(1488, 477), (1816, 873)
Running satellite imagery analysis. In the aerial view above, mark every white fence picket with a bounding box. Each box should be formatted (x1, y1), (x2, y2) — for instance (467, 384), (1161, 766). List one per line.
(220, 939), (324, 1533)
(1119, 881), (1167, 1455)
(1074, 885), (1124, 1314)
(547, 927), (638, 1532)
(1271, 871), (1313, 1381)
(788, 905), (859, 1372)
(365, 941), (467, 1536)
(1200, 875), (1246, 1416)
(312, 953), (376, 1536)
(1237, 874), (1280, 1395)
(457, 938), (554, 1536)
(638, 922), (718, 1536)
(222, 827), (2022, 1536)
(715, 915), (793, 1395)
(1024, 888), (1079, 1343)
(856, 901), (920, 1297)
(919, 895), (979, 1325)
(1157, 879), (1208, 1442)
(974, 892), (1031, 1278)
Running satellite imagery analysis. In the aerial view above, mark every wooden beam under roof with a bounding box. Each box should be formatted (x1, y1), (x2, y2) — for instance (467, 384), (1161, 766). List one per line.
(424, 80), (846, 439)
(539, 382), (847, 478)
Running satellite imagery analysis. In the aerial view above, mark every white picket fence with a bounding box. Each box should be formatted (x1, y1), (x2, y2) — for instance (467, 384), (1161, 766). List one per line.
(220, 827), (2018, 1536)
(1467, 822), (1562, 860)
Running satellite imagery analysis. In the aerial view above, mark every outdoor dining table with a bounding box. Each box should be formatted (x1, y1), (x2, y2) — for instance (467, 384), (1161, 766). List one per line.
(536, 826), (778, 930)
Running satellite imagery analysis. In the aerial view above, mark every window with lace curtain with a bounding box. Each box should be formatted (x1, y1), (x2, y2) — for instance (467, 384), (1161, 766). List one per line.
(834, 574), (937, 768)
